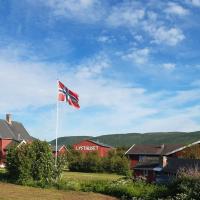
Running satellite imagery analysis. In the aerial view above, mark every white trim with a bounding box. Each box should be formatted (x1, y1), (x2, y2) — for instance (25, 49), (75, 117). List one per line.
(17, 140), (27, 148)
(125, 144), (135, 155)
(58, 145), (69, 152)
(166, 140), (200, 155)
(62, 145), (70, 152)
(58, 145), (64, 151)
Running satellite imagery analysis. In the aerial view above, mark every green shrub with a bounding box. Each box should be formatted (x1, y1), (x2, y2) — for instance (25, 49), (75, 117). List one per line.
(6, 140), (64, 185)
(163, 168), (200, 200)
(56, 179), (81, 191)
(68, 149), (131, 176)
(6, 143), (33, 183)
(56, 177), (168, 200)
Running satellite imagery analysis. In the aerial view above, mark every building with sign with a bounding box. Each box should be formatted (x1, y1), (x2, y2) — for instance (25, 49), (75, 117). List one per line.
(73, 139), (114, 157)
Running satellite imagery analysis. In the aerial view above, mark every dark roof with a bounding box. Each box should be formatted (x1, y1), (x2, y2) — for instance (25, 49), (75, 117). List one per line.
(162, 144), (186, 155)
(126, 144), (186, 156)
(88, 140), (113, 148)
(163, 157), (200, 173)
(0, 119), (32, 141)
(126, 144), (164, 155)
(134, 157), (160, 170)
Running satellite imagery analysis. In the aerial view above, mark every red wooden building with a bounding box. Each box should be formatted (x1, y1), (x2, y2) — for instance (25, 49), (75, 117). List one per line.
(51, 145), (69, 156)
(125, 141), (200, 182)
(0, 114), (33, 167)
(73, 139), (114, 157)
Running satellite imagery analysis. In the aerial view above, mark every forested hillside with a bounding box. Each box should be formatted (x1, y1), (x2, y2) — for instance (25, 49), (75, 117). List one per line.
(50, 131), (200, 148)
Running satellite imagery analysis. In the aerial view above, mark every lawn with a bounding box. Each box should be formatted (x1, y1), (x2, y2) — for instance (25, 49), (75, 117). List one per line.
(62, 171), (124, 182)
(0, 182), (118, 200)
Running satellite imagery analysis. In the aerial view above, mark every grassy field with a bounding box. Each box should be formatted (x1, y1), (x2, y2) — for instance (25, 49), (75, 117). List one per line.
(0, 170), (123, 199)
(0, 182), (118, 200)
(62, 171), (124, 182)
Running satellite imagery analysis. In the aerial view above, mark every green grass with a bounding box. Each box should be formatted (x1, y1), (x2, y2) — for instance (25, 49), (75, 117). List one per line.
(0, 182), (117, 200)
(59, 172), (169, 199)
(0, 170), (168, 199)
(62, 171), (124, 183)
(0, 168), (6, 173)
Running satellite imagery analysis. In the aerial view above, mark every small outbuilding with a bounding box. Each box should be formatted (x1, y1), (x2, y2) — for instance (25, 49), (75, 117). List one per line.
(51, 145), (69, 156)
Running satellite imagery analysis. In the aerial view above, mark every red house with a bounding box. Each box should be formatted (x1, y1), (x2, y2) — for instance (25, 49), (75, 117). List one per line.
(73, 139), (114, 157)
(0, 114), (33, 167)
(125, 141), (200, 182)
(51, 145), (69, 156)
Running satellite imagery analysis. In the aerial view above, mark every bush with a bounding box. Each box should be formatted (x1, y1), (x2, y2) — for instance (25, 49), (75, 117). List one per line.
(6, 140), (64, 185)
(56, 178), (168, 200)
(68, 149), (131, 176)
(162, 167), (200, 200)
(6, 143), (34, 183)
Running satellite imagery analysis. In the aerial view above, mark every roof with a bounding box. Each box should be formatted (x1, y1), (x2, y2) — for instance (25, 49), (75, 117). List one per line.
(0, 119), (32, 141)
(163, 157), (200, 173)
(51, 145), (68, 152)
(125, 144), (187, 156)
(87, 140), (113, 148)
(134, 157), (160, 170)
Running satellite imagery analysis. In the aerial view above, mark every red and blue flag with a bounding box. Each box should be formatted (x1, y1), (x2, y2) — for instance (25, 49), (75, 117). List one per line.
(58, 81), (80, 109)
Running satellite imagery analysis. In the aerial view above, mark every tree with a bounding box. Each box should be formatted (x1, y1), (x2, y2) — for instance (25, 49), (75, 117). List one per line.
(31, 140), (56, 183)
(6, 140), (64, 185)
(67, 149), (131, 176)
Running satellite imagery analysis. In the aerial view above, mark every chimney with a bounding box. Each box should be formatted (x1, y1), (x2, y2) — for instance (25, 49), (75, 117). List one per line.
(6, 114), (12, 125)
(162, 156), (168, 167)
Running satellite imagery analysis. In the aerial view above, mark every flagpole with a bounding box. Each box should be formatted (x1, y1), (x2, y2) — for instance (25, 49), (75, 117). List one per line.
(55, 79), (59, 167)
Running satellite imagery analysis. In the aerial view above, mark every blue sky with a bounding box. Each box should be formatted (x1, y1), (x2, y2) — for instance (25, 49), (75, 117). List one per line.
(0, 0), (200, 141)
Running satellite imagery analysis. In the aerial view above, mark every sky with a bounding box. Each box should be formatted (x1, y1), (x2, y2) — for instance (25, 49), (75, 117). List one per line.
(0, 0), (200, 141)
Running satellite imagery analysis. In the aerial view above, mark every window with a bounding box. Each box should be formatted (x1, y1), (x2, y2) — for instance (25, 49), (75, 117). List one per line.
(139, 156), (145, 161)
(143, 170), (148, 176)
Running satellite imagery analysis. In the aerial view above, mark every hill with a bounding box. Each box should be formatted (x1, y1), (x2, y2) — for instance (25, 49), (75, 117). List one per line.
(49, 131), (200, 148)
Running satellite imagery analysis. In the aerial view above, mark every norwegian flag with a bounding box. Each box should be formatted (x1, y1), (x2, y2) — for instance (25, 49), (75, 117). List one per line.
(58, 81), (80, 109)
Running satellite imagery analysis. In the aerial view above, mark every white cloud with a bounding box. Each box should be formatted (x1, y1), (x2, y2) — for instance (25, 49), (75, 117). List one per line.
(135, 106), (200, 133)
(163, 63), (176, 70)
(187, 0), (200, 7)
(41, 0), (104, 22)
(106, 3), (185, 46)
(134, 35), (143, 42)
(0, 61), (56, 112)
(97, 35), (115, 43)
(165, 2), (189, 16)
(36, 0), (186, 46)
(0, 42), (200, 140)
(97, 36), (109, 43)
(122, 48), (150, 64)
(158, 90), (200, 110)
(141, 9), (186, 46)
(145, 25), (185, 46)
(107, 3), (145, 27)
(75, 54), (110, 79)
